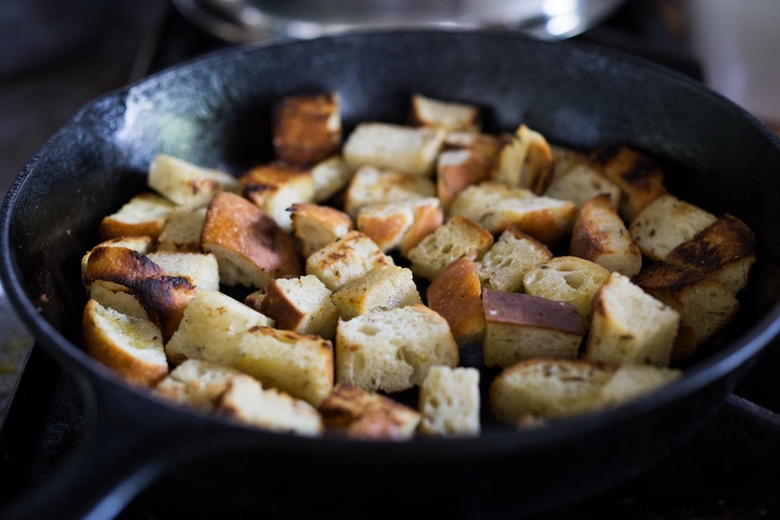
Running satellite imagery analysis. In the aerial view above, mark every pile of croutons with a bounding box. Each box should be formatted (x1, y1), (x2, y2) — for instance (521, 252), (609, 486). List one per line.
(80, 92), (756, 439)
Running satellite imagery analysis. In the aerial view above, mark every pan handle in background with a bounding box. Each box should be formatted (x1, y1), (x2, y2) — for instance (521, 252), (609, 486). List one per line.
(0, 366), (229, 520)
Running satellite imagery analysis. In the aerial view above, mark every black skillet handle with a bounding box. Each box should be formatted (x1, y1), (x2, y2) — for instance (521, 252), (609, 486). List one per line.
(1, 369), (223, 520)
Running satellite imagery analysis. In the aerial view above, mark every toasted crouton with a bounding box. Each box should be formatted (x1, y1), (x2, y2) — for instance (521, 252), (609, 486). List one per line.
(239, 162), (316, 232)
(629, 194), (717, 262)
(570, 194), (642, 278)
(271, 92), (341, 166)
(522, 256), (610, 330)
(436, 147), (494, 211)
(318, 384), (421, 440)
(148, 154), (238, 210)
(426, 257), (485, 347)
(331, 265), (421, 320)
(335, 304), (459, 393)
(218, 372), (323, 436)
(311, 155), (353, 203)
(666, 214), (756, 295)
(289, 203), (353, 258)
(356, 197), (442, 254)
(585, 272), (680, 367)
(418, 366), (481, 437)
(305, 230), (394, 291)
(201, 192), (302, 288)
(256, 274), (339, 339)
(154, 359), (242, 410)
(599, 364), (682, 406)
(82, 298), (167, 387)
(343, 122), (446, 177)
(409, 93), (481, 133)
(343, 166), (436, 218)
(157, 207), (207, 253)
(481, 289), (584, 368)
(490, 358), (614, 423)
(490, 125), (555, 195)
(81, 236), (154, 283)
(146, 251), (220, 292)
(590, 145), (667, 222)
(545, 159), (622, 209)
(449, 182), (577, 246)
(477, 227), (553, 292)
(406, 214), (494, 281)
(99, 192), (175, 241)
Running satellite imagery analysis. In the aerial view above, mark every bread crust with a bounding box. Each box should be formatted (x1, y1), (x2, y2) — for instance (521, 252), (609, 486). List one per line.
(426, 257), (485, 346)
(271, 92), (341, 166)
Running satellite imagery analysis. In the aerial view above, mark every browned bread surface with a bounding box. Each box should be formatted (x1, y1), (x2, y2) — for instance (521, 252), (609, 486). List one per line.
(426, 256), (485, 346)
(271, 92), (341, 166)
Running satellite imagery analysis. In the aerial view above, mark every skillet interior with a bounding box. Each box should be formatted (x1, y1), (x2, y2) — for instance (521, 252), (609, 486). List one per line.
(3, 30), (780, 518)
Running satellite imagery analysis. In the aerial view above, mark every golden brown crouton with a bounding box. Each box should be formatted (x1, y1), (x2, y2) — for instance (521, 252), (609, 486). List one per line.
(239, 162), (316, 232)
(271, 92), (342, 166)
(426, 257), (485, 347)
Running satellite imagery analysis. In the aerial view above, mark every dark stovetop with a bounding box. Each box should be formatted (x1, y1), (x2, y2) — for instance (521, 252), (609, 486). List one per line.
(1, 2), (779, 519)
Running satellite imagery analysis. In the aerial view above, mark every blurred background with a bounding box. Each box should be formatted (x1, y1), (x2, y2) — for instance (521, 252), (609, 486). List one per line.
(0, 1), (778, 518)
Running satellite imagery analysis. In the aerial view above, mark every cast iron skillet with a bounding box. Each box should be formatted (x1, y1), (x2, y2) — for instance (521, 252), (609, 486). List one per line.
(2, 30), (780, 520)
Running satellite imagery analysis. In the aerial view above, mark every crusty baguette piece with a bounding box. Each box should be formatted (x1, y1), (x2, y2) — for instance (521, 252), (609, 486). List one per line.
(165, 289), (275, 366)
(343, 166), (436, 218)
(406, 214), (494, 281)
(448, 181), (577, 246)
(335, 304), (459, 393)
(81, 236), (154, 284)
(482, 289), (584, 368)
(256, 274), (340, 339)
(418, 366), (481, 437)
(356, 197), (442, 254)
(239, 162), (316, 232)
(342, 122), (446, 177)
(590, 145), (667, 222)
(146, 251), (220, 292)
(318, 384), (421, 440)
(99, 192), (175, 241)
(585, 272), (680, 367)
(409, 93), (481, 133)
(154, 358), (242, 409)
(490, 124), (555, 195)
(289, 202), (353, 258)
(477, 227), (553, 292)
(82, 298), (167, 387)
(157, 207), (207, 253)
(201, 191), (302, 288)
(148, 154), (238, 210)
(436, 147), (494, 211)
(311, 154), (353, 203)
(426, 257), (485, 347)
(218, 372), (323, 436)
(599, 363), (682, 406)
(305, 230), (394, 291)
(522, 256), (610, 330)
(331, 265), (421, 320)
(633, 262), (740, 356)
(490, 357), (614, 423)
(271, 92), (341, 166)
(545, 157), (622, 209)
(570, 194), (642, 278)
(666, 214), (756, 295)
(629, 194), (717, 262)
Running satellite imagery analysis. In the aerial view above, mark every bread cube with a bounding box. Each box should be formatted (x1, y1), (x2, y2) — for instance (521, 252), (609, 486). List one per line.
(436, 147), (494, 211)
(305, 230), (393, 291)
(335, 304), (459, 393)
(82, 298), (167, 387)
(585, 272), (680, 367)
(157, 207), (207, 253)
(311, 154), (353, 203)
(590, 145), (667, 222)
(490, 124), (554, 195)
(331, 265), (421, 320)
(201, 192), (302, 288)
(239, 162), (316, 232)
(148, 154), (238, 210)
(482, 289), (583, 368)
(449, 182), (577, 246)
(146, 251), (220, 292)
(522, 256), (610, 330)
(289, 203), (353, 258)
(629, 194), (717, 262)
(356, 197), (442, 254)
(255, 274), (339, 339)
(271, 92), (341, 166)
(154, 358), (242, 410)
(490, 358), (614, 423)
(477, 227), (553, 292)
(81, 236), (154, 283)
(426, 257), (485, 347)
(545, 158), (622, 209)
(599, 364), (682, 406)
(409, 93), (481, 133)
(218, 373), (323, 436)
(318, 384), (421, 440)
(570, 194), (642, 278)
(343, 122), (446, 177)
(343, 166), (436, 218)
(406, 214), (493, 281)
(99, 192), (175, 241)
(418, 366), (481, 437)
